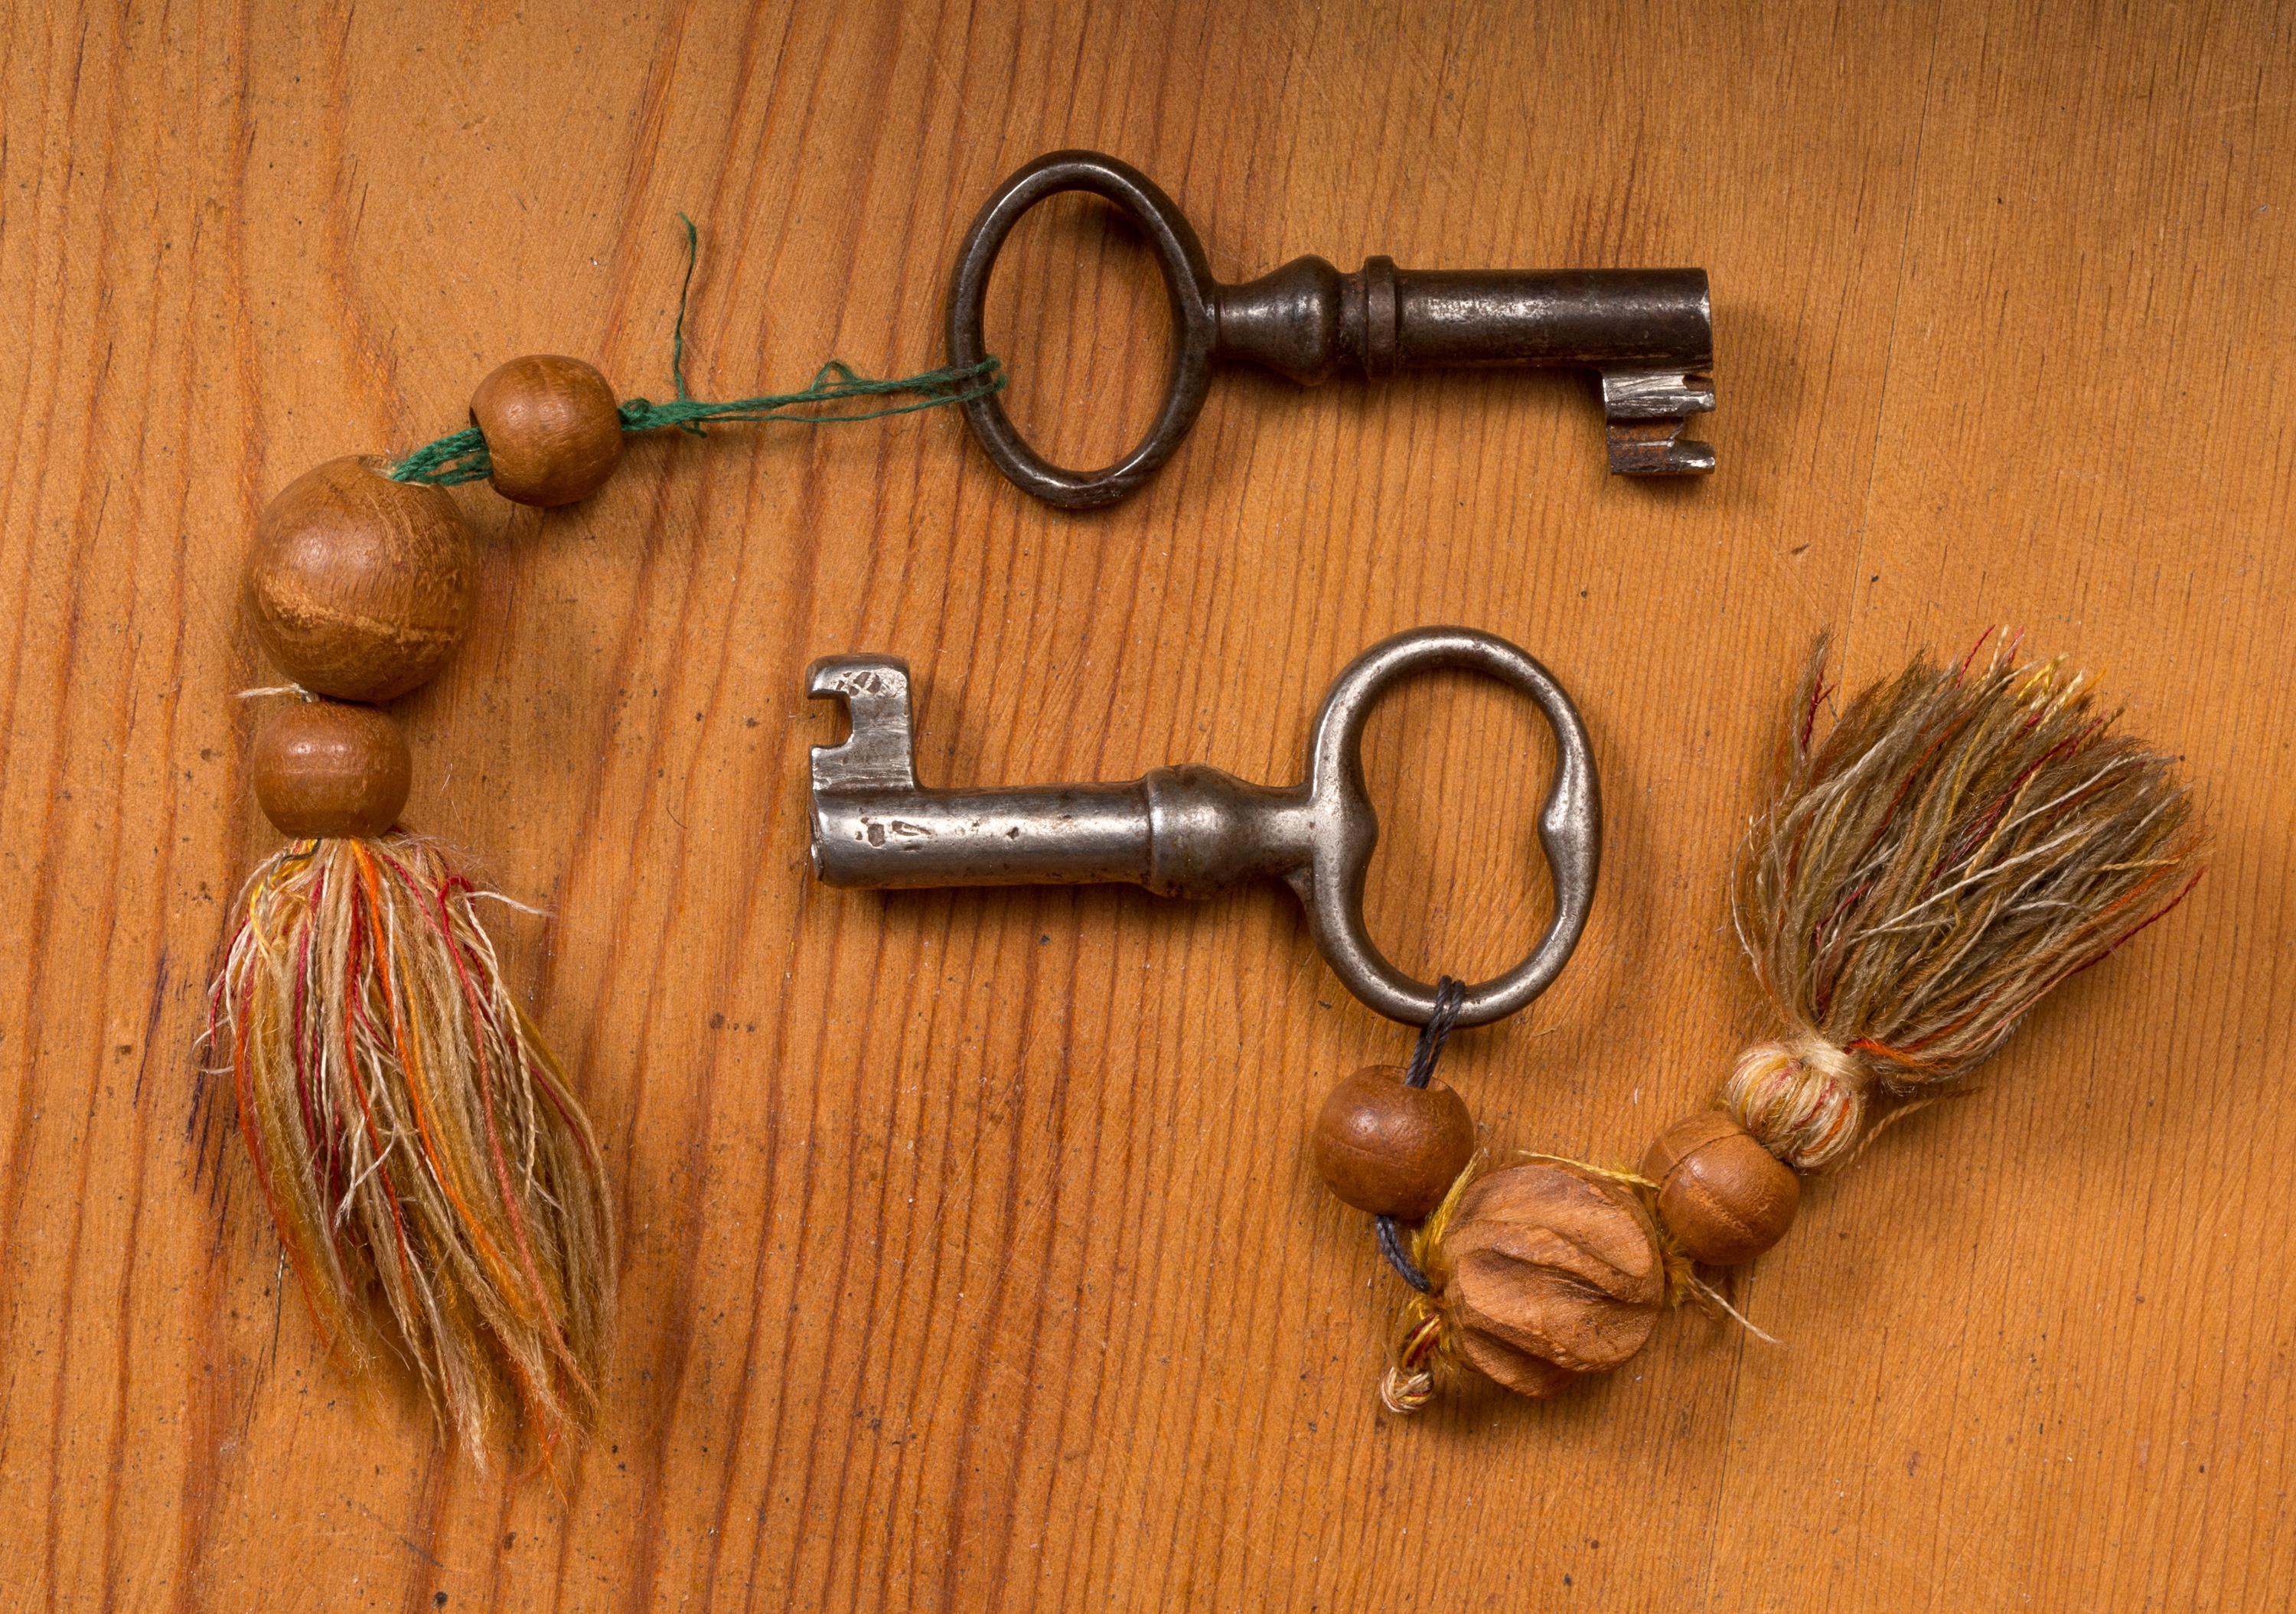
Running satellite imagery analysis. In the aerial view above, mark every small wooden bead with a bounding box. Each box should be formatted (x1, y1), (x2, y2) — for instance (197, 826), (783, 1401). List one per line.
(252, 699), (411, 840)
(470, 354), (625, 507)
(1311, 1065), (1476, 1219)
(246, 456), (478, 701)
(1639, 1110), (1801, 1266)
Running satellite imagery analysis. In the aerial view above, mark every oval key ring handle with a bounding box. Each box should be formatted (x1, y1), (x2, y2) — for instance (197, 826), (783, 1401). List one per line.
(947, 150), (1217, 509)
(1290, 628), (1602, 1028)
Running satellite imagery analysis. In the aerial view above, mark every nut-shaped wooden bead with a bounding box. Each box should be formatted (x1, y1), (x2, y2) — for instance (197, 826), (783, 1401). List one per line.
(251, 699), (411, 840)
(1311, 1065), (1476, 1218)
(1439, 1161), (1665, 1397)
(470, 354), (625, 507)
(1639, 1110), (1801, 1266)
(246, 456), (478, 701)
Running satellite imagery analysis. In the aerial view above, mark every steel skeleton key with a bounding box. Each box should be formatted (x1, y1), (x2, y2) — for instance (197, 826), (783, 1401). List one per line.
(807, 628), (1600, 1027)
(948, 149), (1716, 509)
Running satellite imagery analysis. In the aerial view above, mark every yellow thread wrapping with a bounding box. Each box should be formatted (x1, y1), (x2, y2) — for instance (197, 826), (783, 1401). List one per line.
(1378, 1149), (1740, 1410)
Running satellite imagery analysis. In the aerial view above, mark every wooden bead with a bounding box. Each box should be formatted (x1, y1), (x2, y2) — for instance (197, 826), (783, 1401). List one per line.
(1639, 1110), (1801, 1266)
(251, 699), (411, 840)
(245, 456), (478, 701)
(1311, 1065), (1475, 1218)
(470, 354), (625, 506)
(1440, 1161), (1665, 1395)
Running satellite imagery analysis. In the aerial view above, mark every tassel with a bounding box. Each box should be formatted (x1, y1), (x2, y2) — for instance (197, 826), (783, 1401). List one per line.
(203, 830), (615, 1466)
(1724, 631), (2203, 1169)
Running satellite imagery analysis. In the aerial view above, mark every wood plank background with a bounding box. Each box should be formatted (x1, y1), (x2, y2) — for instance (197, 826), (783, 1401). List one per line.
(3, 0), (2291, 1607)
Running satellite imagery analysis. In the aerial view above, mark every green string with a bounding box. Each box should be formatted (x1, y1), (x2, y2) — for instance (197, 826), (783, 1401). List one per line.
(387, 215), (1003, 487)
(670, 213), (703, 434)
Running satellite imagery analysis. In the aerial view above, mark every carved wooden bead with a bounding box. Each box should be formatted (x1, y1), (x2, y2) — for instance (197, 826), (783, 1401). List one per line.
(251, 699), (411, 840)
(1311, 1065), (1475, 1218)
(245, 456), (478, 701)
(470, 354), (625, 507)
(1440, 1162), (1665, 1397)
(1639, 1110), (1801, 1266)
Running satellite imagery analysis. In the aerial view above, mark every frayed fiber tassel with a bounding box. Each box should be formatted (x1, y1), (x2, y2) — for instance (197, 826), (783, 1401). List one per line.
(204, 833), (615, 1466)
(1725, 632), (2203, 1170)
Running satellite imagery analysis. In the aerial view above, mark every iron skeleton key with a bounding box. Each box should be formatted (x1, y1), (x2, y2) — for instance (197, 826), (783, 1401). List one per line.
(806, 627), (1600, 1027)
(948, 149), (1717, 509)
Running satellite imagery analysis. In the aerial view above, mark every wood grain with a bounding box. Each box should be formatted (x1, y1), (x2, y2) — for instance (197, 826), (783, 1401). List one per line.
(3, 1), (2291, 1607)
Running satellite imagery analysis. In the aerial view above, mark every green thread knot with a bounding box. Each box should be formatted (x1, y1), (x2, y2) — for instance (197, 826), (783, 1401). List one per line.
(387, 217), (1001, 487)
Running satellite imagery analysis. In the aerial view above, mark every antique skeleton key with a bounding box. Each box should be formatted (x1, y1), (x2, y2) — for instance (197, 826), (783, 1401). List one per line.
(947, 150), (1717, 509)
(805, 627), (1600, 1027)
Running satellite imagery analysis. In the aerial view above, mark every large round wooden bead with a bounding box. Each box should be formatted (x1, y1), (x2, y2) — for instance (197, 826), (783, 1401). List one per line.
(246, 457), (478, 701)
(1639, 1110), (1801, 1266)
(1311, 1065), (1476, 1219)
(251, 699), (411, 839)
(469, 354), (625, 507)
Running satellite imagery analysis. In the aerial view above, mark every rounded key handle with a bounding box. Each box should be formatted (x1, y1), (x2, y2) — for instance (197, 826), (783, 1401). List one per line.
(946, 150), (1218, 509)
(1295, 627), (1601, 1027)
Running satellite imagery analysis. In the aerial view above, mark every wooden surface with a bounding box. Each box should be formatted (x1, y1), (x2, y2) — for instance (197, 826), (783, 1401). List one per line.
(4, 2), (2292, 1607)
